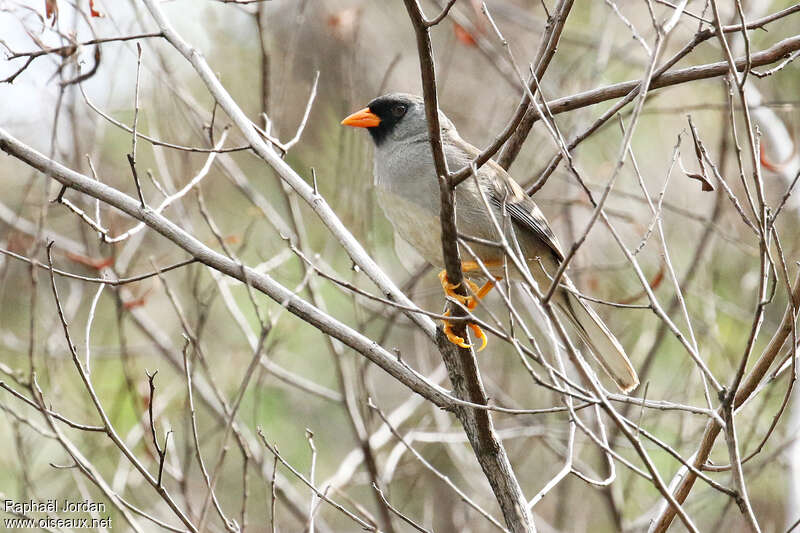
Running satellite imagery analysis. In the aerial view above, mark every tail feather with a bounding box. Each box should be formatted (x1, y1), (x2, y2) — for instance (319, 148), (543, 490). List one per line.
(556, 289), (639, 393)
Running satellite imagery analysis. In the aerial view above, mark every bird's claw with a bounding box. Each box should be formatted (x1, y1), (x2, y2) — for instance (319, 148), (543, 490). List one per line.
(438, 269), (496, 351)
(438, 271), (479, 310)
(442, 310), (471, 349)
(469, 322), (487, 352)
(441, 310), (487, 352)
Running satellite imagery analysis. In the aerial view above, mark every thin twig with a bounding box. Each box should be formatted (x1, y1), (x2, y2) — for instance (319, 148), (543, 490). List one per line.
(129, 43), (146, 208)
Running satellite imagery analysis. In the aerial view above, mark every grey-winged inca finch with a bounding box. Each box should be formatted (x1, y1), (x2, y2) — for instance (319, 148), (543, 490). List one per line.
(342, 93), (638, 392)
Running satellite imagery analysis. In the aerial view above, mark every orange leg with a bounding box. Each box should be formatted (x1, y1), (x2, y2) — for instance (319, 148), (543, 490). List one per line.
(438, 261), (502, 351)
(473, 278), (497, 301)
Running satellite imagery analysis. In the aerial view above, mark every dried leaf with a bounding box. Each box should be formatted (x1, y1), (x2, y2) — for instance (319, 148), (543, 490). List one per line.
(89, 0), (102, 17)
(6, 232), (32, 253)
(44, 0), (58, 26)
(123, 297), (147, 310)
(453, 22), (477, 46)
(65, 252), (114, 270)
(685, 117), (715, 192)
(123, 288), (152, 309)
(684, 171), (715, 192)
(648, 264), (665, 291)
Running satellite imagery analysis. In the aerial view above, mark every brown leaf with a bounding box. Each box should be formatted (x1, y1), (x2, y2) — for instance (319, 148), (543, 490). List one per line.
(648, 264), (665, 291)
(685, 118), (715, 192)
(44, 0), (58, 26)
(6, 232), (32, 253)
(684, 171), (715, 192)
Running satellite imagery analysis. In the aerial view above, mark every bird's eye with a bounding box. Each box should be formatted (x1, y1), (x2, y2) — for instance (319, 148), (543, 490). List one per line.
(391, 104), (407, 118)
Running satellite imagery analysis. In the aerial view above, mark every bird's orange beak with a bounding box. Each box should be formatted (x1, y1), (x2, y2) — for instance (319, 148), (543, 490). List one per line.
(341, 107), (381, 128)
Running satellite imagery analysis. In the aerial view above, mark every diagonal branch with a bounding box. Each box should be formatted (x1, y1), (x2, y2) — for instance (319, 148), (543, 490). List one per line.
(650, 270), (800, 533)
(138, 0), (437, 341)
(451, 30), (800, 188)
(0, 127), (520, 416)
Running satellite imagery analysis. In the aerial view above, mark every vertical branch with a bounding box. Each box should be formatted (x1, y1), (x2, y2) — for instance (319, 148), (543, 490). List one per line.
(84, 283), (104, 375)
(721, 402), (761, 532)
(273, 108), (398, 530)
(128, 43), (146, 208)
(256, 3), (271, 121)
(306, 429), (318, 533)
(401, 2), (535, 532)
(145, 370), (171, 487)
(270, 454), (279, 533)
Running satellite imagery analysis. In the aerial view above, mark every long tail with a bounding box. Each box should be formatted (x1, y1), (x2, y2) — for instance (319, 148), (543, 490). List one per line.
(556, 288), (639, 393)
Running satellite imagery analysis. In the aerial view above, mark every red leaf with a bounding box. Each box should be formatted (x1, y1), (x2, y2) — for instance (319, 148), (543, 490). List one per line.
(64, 251), (114, 270)
(761, 143), (777, 172)
(619, 263), (665, 305)
(45, 0), (58, 26)
(123, 288), (152, 310)
(648, 265), (665, 291)
(123, 297), (146, 310)
(453, 22), (477, 46)
(759, 138), (797, 173)
(89, 0), (102, 17)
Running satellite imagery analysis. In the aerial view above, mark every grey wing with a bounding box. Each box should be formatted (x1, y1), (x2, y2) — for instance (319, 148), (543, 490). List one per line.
(485, 161), (565, 262)
(445, 133), (565, 262)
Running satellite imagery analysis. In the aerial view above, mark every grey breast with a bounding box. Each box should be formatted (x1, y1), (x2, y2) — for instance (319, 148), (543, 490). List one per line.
(373, 134), (507, 271)
(373, 135), (445, 267)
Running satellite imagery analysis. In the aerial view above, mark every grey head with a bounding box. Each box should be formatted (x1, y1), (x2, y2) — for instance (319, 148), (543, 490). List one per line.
(363, 93), (455, 147)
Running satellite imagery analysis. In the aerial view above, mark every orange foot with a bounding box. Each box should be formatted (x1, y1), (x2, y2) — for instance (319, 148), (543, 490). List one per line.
(442, 310), (488, 351)
(438, 268), (499, 352)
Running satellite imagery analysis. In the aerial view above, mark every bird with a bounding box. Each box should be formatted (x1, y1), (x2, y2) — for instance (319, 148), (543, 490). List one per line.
(341, 93), (639, 392)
